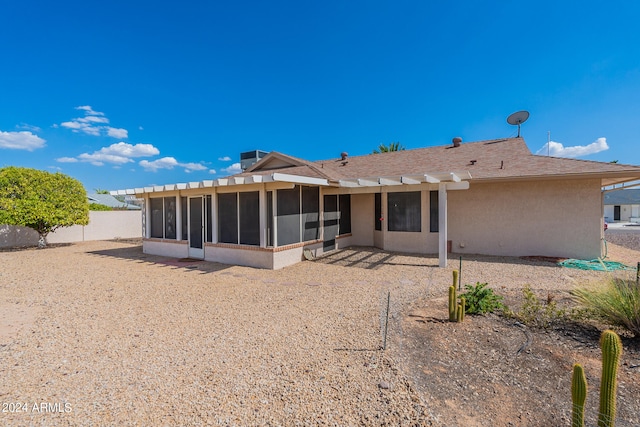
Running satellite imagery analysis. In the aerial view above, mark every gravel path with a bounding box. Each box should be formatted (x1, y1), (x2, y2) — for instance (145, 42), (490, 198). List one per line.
(0, 241), (636, 426)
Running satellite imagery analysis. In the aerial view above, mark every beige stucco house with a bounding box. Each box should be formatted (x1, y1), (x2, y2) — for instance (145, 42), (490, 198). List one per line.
(112, 137), (640, 269)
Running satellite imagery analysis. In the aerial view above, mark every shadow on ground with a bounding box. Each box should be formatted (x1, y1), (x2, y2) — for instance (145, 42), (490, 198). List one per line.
(312, 246), (563, 270)
(87, 245), (232, 274)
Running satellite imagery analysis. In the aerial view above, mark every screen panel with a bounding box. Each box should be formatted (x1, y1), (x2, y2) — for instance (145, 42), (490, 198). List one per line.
(277, 186), (300, 246)
(150, 198), (163, 238)
(388, 191), (421, 232)
(218, 193), (238, 244)
(164, 197), (177, 239)
(302, 186), (319, 241)
(239, 192), (260, 245)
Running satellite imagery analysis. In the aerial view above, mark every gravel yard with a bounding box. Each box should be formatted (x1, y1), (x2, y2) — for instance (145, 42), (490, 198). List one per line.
(1, 240), (638, 426)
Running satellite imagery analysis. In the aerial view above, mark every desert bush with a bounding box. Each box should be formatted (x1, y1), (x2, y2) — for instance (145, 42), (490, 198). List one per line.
(515, 285), (567, 328)
(459, 282), (506, 315)
(572, 278), (640, 337)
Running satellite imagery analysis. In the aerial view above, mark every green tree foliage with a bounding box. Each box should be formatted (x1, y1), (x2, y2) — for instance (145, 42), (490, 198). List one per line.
(0, 167), (89, 247)
(372, 141), (405, 154)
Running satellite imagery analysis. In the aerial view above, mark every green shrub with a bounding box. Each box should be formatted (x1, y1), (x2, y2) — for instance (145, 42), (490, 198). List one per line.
(89, 203), (112, 211)
(515, 285), (566, 328)
(572, 278), (640, 337)
(459, 282), (506, 315)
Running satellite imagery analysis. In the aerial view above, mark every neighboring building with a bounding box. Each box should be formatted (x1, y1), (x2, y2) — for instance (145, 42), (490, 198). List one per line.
(88, 193), (141, 210)
(604, 188), (640, 222)
(112, 137), (640, 269)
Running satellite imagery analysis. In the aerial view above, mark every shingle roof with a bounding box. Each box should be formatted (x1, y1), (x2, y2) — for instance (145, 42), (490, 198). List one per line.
(604, 189), (640, 205)
(240, 138), (640, 186)
(88, 193), (141, 209)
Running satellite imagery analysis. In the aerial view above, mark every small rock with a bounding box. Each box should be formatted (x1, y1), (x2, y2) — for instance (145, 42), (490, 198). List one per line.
(378, 381), (390, 390)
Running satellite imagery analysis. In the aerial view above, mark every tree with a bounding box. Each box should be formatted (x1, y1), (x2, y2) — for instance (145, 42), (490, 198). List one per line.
(0, 167), (89, 248)
(372, 141), (405, 154)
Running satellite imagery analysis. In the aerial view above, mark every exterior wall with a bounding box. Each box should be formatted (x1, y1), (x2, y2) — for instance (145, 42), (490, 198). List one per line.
(350, 193), (374, 247)
(448, 179), (603, 259)
(143, 239), (189, 258)
(1, 211), (142, 248)
(604, 205), (614, 222)
(206, 245), (274, 269)
(0, 224), (40, 248)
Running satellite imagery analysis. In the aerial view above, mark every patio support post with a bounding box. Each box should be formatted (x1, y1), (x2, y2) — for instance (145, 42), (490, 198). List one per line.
(272, 190), (278, 247)
(438, 183), (448, 268)
(144, 196), (151, 239)
(318, 187), (324, 242)
(259, 186), (267, 247)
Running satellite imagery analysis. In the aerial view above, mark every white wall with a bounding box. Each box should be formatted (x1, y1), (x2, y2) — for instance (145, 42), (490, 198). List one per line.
(0, 211), (142, 248)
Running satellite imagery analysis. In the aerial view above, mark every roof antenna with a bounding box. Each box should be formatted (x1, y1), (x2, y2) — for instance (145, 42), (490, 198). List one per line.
(506, 110), (530, 138)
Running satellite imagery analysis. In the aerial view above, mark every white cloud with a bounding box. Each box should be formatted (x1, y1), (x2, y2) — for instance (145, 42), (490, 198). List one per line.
(71, 142), (160, 166)
(218, 156), (232, 161)
(78, 115), (109, 124)
(140, 157), (179, 171)
(209, 169), (217, 174)
(76, 105), (104, 116)
(0, 131), (46, 151)
(139, 157), (208, 173)
(536, 137), (609, 158)
(16, 123), (41, 132)
(181, 162), (208, 172)
(100, 142), (158, 157)
(60, 105), (129, 139)
(107, 127), (128, 138)
(56, 157), (78, 163)
(222, 163), (242, 174)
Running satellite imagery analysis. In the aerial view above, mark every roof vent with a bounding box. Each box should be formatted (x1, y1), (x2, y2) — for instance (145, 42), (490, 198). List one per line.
(340, 152), (348, 160)
(452, 137), (462, 147)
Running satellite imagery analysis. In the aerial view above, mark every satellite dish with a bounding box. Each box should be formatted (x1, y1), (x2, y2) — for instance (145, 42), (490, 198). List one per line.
(507, 110), (530, 137)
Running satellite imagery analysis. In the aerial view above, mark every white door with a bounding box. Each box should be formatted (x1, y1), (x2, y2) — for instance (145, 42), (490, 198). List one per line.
(188, 197), (205, 259)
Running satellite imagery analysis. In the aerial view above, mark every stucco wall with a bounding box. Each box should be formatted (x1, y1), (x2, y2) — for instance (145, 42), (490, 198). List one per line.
(448, 179), (603, 259)
(143, 239), (189, 258)
(206, 245), (274, 269)
(1, 211), (142, 248)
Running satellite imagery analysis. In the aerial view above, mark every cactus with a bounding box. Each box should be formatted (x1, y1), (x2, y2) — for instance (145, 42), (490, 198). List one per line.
(452, 269), (459, 289)
(457, 297), (466, 322)
(449, 285), (457, 321)
(572, 363), (587, 427)
(598, 330), (622, 427)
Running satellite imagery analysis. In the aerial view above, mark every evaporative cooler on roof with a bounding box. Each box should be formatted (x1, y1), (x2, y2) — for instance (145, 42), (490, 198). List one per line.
(240, 150), (269, 171)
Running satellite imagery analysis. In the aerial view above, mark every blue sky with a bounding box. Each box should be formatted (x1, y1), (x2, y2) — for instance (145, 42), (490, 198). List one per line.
(1, 1), (640, 192)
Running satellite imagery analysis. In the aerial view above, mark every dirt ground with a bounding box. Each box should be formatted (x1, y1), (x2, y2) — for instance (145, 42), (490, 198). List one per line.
(1, 239), (639, 426)
(394, 242), (640, 426)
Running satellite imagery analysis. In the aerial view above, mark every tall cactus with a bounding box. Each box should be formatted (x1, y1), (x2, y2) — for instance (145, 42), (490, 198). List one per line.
(449, 285), (457, 322)
(452, 269), (459, 289)
(572, 363), (587, 427)
(598, 330), (622, 427)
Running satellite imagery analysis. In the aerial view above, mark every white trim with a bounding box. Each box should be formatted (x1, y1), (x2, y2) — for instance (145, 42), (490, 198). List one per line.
(438, 183), (448, 268)
(445, 181), (470, 190)
(271, 173), (329, 186)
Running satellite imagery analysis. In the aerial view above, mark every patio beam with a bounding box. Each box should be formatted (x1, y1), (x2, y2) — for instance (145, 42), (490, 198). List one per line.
(438, 182), (448, 268)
